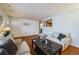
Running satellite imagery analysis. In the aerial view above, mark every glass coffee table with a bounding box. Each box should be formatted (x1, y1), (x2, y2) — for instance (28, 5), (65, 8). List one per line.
(32, 39), (62, 55)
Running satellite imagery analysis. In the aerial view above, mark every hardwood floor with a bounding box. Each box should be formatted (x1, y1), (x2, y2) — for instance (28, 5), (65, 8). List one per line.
(61, 45), (79, 55)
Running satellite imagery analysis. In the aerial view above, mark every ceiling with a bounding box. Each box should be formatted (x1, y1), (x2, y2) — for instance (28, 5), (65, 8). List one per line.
(0, 3), (79, 20)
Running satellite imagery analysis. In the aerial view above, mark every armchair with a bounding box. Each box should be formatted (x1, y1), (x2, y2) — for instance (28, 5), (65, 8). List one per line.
(0, 33), (31, 55)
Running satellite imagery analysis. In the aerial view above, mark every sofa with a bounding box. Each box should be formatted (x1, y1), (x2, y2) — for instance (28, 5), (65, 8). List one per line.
(0, 33), (31, 55)
(39, 32), (72, 51)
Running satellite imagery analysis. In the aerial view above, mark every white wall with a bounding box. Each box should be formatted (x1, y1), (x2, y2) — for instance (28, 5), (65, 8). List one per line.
(0, 9), (9, 26)
(10, 18), (39, 36)
(53, 9), (79, 48)
(42, 27), (53, 34)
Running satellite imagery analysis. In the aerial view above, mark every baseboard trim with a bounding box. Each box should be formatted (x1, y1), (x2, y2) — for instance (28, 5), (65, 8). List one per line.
(71, 43), (79, 48)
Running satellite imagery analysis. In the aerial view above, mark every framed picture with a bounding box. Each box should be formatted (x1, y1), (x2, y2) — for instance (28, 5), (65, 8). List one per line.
(43, 19), (52, 27)
(23, 22), (31, 26)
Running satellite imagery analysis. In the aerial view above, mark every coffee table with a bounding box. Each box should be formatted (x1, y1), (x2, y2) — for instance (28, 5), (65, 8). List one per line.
(32, 39), (62, 55)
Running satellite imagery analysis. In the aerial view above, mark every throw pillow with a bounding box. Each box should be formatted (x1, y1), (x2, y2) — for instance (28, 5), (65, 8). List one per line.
(0, 39), (18, 55)
(57, 33), (66, 41)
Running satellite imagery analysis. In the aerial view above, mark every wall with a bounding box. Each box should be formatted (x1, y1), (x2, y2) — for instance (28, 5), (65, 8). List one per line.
(42, 27), (53, 34)
(53, 9), (79, 48)
(10, 17), (39, 36)
(0, 9), (9, 27)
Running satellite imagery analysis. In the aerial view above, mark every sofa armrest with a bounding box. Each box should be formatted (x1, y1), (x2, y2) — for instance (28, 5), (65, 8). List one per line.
(61, 38), (72, 45)
(61, 38), (72, 50)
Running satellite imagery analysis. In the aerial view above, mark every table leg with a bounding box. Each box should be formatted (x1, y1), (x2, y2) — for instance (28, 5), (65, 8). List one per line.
(59, 48), (62, 55)
(59, 50), (61, 55)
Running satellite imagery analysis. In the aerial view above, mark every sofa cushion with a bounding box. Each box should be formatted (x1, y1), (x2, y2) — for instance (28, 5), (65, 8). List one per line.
(0, 39), (18, 55)
(52, 32), (60, 39)
(57, 33), (66, 41)
(62, 33), (70, 38)
(47, 34), (53, 38)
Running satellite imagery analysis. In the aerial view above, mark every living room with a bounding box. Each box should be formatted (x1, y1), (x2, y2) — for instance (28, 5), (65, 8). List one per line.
(0, 3), (79, 55)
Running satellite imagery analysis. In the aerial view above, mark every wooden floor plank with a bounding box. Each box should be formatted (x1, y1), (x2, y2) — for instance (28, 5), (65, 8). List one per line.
(62, 45), (79, 55)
